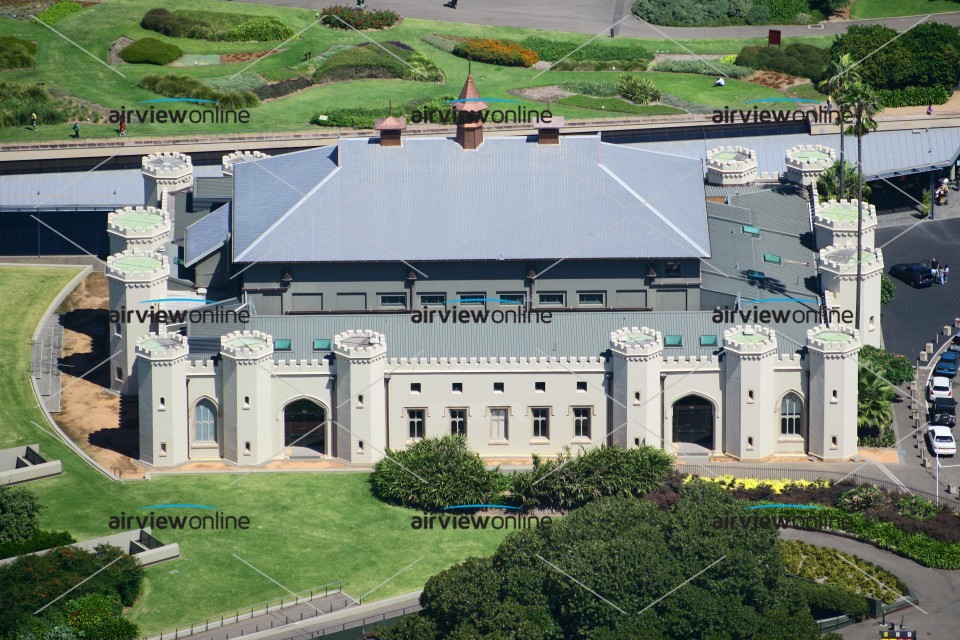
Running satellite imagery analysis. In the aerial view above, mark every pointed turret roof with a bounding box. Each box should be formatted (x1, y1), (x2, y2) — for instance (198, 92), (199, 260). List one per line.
(452, 74), (487, 112)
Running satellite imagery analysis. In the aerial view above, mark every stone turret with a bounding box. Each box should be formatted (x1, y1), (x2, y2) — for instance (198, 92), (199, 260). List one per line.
(785, 144), (836, 186)
(706, 146), (758, 186)
(805, 324), (860, 461)
(136, 333), (189, 466)
(142, 152), (193, 210)
(333, 330), (388, 464)
(609, 327), (664, 449)
(814, 199), (877, 249)
(722, 325), (778, 460)
(819, 244), (884, 346)
(220, 331), (275, 464)
(108, 206), (171, 255)
(221, 150), (269, 176)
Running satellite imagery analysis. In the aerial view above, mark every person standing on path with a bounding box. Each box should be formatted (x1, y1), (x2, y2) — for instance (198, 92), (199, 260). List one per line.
(447, 0), (458, 8)
(30, 113), (37, 131)
(72, 122), (80, 138)
(944, 265), (950, 284)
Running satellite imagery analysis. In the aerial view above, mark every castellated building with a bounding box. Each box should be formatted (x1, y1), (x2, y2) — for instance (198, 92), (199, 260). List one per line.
(106, 75), (880, 468)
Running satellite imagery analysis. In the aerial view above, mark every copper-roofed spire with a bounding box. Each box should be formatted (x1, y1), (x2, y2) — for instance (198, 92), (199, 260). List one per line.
(454, 64), (485, 150)
(452, 62), (487, 112)
(375, 100), (406, 147)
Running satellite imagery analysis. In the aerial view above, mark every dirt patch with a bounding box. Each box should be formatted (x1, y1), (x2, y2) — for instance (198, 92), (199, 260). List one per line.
(220, 49), (280, 64)
(746, 70), (810, 91)
(0, 0), (50, 18)
(108, 36), (134, 66)
(52, 273), (146, 476)
(511, 85), (574, 103)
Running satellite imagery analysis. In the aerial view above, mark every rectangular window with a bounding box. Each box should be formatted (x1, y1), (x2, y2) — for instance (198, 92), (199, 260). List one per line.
(419, 294), (446, 306)
(538, 292), (565, 306)
(410, 383), (421, 394)
(535, 381), (546, 392)
(574, 407), (591, 439)
(115, 367), (123, 382)
(450, 409), (467, 436)
(274, 339), (292, 351)
(577, 291), (605, 306)
(452, 382), (463, 393)
(379, 294), (406, 307)
(313, 339), (332, 351)
(407, 409), (425, 440)
(664, 335), (683, 347)
(457, 292), (485, 305)
(532, 408), (549, 439)
(664, 260), (682, 277)
(742, 225), (760, 236)
(763, 254), (782, 265)
(699, 335), (718, 347)
(497, 292), (525, 305)
(490, 408), (508, 441)
(576, 381), (587, 392)
(494, 382), (504, 393)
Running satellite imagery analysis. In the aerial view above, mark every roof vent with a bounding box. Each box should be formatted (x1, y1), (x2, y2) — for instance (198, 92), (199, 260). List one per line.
(535, 117), (564, 145)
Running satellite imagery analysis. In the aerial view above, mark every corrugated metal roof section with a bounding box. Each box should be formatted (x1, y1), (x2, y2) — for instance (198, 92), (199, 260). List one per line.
(194, 177), (234, 201)
(0, 165), (222, 211)
(184, 203), (230, 267)
(703, 183), (770, 198)
(230, 136), (711, 264)
(186, 310), (809, 360)
(624, 127), (960, 180)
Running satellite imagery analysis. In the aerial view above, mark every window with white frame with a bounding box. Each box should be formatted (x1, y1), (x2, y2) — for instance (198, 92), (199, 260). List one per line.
(194, 399), (217, 443)
(573, 407), (591, 439)
(780, 393), (802, 436)
(490, 408), (508, 441)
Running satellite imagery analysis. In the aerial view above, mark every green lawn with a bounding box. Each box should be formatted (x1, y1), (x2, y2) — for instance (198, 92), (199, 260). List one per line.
(558, 95), (685, 115)
(0, 267), (510, 635)
(0, 0), (833, 141)
(784, 82), (827, 102)
(851, 0), (960, 19)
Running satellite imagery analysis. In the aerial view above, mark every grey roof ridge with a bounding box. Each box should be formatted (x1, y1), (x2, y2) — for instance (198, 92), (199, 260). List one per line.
(597, 163), (710, 257)
(234, 165), (342, 262)
(184, 240), (226, 268)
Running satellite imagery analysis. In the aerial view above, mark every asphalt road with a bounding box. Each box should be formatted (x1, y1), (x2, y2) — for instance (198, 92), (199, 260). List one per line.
(238, 0), (960, 39)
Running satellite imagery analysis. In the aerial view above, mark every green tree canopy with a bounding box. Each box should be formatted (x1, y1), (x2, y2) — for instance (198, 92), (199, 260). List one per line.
(0, 486), (41, 544)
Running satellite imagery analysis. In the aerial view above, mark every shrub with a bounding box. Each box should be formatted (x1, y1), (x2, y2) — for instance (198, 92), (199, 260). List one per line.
(558, 81), (619, 97)
(252, 76), (312, 100)
(204, 73), (268, 93)
(226, 16), (295, 42)
(838, 485), (890, 513)
(0, 529), (74, 560)
(876, 85), (952, 108)
(509, 445), (673, 510)
(720, 53), (737, 64)
(65, 593), (138, 640)
(735, 43), (830, 81)
(320, 5), (400, 30)
(139, 74), (259, 108)
(451, 38), (538, 67)
(33, 0), (83, 25)
(632, 0), (753, 27)
(118, 38), (183, 65)
(0, 80), (69, 128)
(746, 5), (771, 24)
(0, 36), (35, 70)
(312, 43), (423, 84)
(312, 107), (387, 128)
(653, 58), (754, 78)
(421, 34), (457, 53)
(781, 539), (908, 603)
(617, 73), (661, 104)
(896, 495), (939, 521)
(140, 8), (199, 38)
(858, 345), (914, 386)
(370, 435), (500, 511)
(0, 486), (41, 544)
(405, 52), (444, 82)
(792, 578), (868, 620)
(880, 274), (895, 305)
(520, 36), (652, 64)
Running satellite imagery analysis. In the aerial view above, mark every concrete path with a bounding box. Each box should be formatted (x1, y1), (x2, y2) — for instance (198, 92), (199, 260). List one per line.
(238, 0), (960, 39)
(779, 529), (960, 639)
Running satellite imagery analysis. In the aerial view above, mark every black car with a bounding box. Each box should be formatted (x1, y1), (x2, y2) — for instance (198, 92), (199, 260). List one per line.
(931, 397), (957, 427)
(890, 263), (935, 288)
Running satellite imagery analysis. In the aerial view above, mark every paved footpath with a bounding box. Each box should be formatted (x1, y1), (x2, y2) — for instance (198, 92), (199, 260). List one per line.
(239, 0), (960, 39)
(780, 529), (960, 639)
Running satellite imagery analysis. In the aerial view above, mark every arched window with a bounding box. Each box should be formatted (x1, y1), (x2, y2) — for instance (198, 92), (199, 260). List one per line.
(195, 400), (217, 443)
(780, 393), (802, 436)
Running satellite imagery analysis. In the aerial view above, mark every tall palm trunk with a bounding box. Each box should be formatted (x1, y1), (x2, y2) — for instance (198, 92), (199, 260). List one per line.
(854, 121), (863, 331)
(838, 118), (845, 200)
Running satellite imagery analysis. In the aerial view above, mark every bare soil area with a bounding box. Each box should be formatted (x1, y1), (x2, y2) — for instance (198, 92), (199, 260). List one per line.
(108, 36), (134, 66)
(511, 86), (574, 103)
(220, 50), (278, 64)
(746, 70), (809, 91)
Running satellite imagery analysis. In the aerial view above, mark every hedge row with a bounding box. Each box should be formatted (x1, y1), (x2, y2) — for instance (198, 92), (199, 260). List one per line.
(0, 529), (74, 560)
(791, 578), (867, 621)
(312, 43), (440, 84)
(0, 80), (69, 128)
(876, 85), (951, 108)
(141, 8), (294, 42)
(139, 74), (260, 109)
(253, 76), (312, 100)
(653, 58), (754, 78)
(735, 43), (830, 81)
(119, 38), (183, 65)
(558, 81), (619, 97)
(519, 35), (652, 63)
(452, 38), (538, 67)
(420, 34), (457, 53)
(320, 5), (400, 30)
(33, 0), (83, 25)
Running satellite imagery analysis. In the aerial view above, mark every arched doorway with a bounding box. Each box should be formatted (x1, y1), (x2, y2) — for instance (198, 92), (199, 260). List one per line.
(672, 395), (714, 449)
(284, 399), (326, 455)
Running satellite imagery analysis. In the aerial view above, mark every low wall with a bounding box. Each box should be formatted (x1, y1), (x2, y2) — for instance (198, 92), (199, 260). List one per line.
(0, 460), (62, 486)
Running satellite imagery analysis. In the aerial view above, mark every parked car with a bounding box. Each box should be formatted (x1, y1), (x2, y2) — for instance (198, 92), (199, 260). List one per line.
(890, 263), (935, 288)
(928, 376), (953, 401)
(931, 397), (957, 427)
(926, 425), (956, 457)
(935, 351), (959, 379)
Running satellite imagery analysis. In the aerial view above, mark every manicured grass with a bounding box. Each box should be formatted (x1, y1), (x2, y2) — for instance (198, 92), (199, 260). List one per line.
(0, 267), (510, 635)
(558, 95), (684, 115)
(851, 0), (960, 19)
(784, 82), (827, 102)
(0, 0), (833, 141)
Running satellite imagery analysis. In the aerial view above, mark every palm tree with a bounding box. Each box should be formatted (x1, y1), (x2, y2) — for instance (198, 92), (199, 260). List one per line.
(818, 54), (859, 200)
(841, 82), (880, 332)
(858, 367), (893, 437)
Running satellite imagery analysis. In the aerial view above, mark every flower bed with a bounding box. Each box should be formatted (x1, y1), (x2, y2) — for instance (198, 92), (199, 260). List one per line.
(320, 5), (400, 30)
(451, 38), (538, 68)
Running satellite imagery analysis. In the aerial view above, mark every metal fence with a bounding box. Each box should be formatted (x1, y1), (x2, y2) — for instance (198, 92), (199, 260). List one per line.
(145, 581), (347, 640)
(291, 604), (424, 639)
(677, 462), (959, 512)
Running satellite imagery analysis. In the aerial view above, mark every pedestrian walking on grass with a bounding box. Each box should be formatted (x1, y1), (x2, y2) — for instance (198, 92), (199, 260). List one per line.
(30, 113), (37, 131)
(72, 122), (80, 138)
(119, 121), (126, 137)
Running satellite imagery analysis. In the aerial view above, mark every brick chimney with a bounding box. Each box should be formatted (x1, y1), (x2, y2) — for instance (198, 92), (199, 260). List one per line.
(452, 72), (486, 151)
(535, 116), (564, 145)
(375, 114), (407, 147)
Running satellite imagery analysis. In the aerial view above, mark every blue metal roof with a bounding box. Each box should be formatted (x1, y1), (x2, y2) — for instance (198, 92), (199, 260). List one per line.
(230, 136), (712, 264)
(184, 203), (230, 267)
